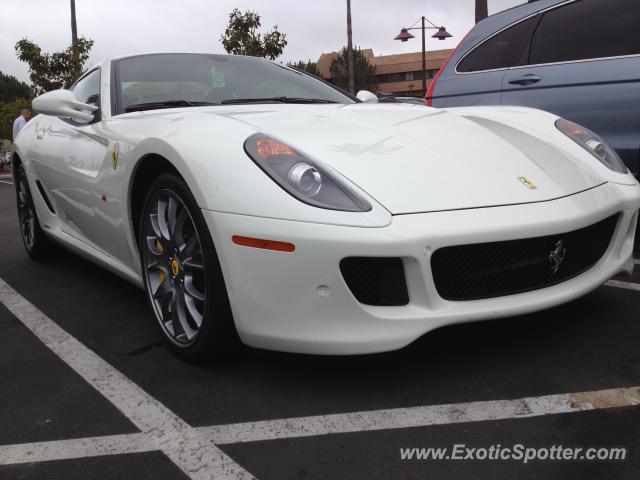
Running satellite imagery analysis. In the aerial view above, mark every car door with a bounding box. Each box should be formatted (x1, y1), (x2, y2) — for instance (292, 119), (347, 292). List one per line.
(435, 14), (539, 107)
(501, 0), (640, 174)
(32, 68), (110, 250)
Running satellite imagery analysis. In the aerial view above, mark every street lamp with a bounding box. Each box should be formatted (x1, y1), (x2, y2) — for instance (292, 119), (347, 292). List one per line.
(394, 17), (452, 97)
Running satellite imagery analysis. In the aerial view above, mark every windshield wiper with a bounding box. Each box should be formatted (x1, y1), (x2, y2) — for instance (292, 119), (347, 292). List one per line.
(124, 100), (217, 112)
(220, 97), (337, 105)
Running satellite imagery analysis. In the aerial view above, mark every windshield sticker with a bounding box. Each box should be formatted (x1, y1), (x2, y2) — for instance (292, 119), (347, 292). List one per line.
(213, 71), (226, 88)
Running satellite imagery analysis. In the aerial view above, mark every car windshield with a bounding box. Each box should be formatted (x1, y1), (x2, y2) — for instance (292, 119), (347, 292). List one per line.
(114, 53), (355, 113)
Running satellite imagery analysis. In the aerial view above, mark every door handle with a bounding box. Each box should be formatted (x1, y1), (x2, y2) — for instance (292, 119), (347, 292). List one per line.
(508, 74), (542, 86)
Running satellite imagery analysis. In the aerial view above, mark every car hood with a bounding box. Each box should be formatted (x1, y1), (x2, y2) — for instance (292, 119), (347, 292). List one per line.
(219, 104), (603, 214)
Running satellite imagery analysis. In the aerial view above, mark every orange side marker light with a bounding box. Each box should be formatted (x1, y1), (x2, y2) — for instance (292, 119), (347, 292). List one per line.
(232, 235), (295, 252)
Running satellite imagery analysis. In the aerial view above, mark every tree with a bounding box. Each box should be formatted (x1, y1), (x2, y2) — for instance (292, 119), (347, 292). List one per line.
(0, 71), (32, 103)
(220, 9), (287, 60)
(329, 47), (378, 93)
(475, 0), (488, 23)
(287, 60), (320, 76)
(0, 98), (31, 140)
(15, 37), (94, 95)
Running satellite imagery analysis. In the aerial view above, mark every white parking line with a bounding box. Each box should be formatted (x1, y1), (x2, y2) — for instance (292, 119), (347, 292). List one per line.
(1, 276), (640, 476)
(199, 386), (640, 445)
(0, 433), (152, 465)
(0, 180), (13, 185)
(0, 277), (253, 480)
(605, 279), (640, 291)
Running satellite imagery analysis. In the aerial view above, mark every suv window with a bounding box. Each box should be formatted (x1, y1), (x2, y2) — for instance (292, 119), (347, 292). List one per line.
(457, 16), (538, 72)
(72, 69), (101, 118)
(529, 0), (639, 65)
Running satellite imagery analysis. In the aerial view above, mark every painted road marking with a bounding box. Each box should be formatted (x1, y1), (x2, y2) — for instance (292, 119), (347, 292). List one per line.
(0, 433), (153, 465)
(0, 180), (13, 185)
(2, 386), (639, 466)
(1, 275), (640, 475)
(605, 279), (640, 292)
(0, 277), (252, 480)
(199, 386), (640, 445)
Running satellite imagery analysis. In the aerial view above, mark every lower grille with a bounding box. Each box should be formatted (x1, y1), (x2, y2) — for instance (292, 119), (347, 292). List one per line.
(430, 214), (619, 301)
(340, 257), (409, 306)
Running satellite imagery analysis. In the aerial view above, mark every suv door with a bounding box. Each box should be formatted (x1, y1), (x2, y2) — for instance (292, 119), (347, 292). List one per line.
(433, 14), (539, 106)
(502, 0), (640, 174)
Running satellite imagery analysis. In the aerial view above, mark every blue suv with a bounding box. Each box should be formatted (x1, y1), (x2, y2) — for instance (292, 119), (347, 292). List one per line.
(428, 0), (640, 174)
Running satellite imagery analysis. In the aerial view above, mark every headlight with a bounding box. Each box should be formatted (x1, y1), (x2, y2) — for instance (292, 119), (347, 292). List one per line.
(244, 133), (372, 212)
(555, 118), (628, 174)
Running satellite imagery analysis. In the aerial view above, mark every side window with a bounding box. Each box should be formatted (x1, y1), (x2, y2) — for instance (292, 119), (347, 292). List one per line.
(529, 0), (638, 66)
(72, 69), (101, 122)
(457, 16), (538, 72)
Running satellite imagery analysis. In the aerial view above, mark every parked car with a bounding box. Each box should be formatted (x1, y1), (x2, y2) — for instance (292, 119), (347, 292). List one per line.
(377, 95), (426, 106)
(12, 53), (640, 360)
(428, 0), (640, 175)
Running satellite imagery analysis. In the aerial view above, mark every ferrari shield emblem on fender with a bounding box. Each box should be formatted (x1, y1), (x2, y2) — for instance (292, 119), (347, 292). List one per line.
(111, 144), (120, 170)
(518, 176), (537, 189)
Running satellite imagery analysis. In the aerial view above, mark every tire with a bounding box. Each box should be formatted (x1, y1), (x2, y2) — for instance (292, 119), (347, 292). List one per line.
(139, 173), (240, 361)
(14, 162), (54, 261)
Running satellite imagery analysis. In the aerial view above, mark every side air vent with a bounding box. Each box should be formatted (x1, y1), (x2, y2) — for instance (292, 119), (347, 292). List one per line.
(35, 180), (56, 214)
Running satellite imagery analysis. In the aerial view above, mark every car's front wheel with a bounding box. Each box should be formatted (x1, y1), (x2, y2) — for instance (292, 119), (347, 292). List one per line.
(139, 173), (239, 361)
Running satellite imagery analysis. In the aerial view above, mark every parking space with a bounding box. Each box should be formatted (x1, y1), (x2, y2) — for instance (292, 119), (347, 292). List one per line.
(1, 181), (639, 479)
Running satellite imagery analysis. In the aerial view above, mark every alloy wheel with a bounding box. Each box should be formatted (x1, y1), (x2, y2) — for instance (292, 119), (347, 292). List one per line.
(142, 190), (207, 345)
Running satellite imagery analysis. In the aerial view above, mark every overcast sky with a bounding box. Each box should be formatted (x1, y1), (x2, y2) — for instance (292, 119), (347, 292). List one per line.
(0, 0), (524, 84)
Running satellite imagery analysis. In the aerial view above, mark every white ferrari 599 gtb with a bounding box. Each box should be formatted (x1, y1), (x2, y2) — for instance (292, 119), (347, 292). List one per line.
(12, 53), (640, 360)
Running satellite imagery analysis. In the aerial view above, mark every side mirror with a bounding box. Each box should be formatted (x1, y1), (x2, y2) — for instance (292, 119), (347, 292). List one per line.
(32, 89), (98, 122)
(356, 90), (379, 104)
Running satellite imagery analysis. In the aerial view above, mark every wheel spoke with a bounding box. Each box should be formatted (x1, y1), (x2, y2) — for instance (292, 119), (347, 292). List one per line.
(184, 275), (205, 301)
(149, 213), (162, 238)
(157, 198), (171, 240)
(146, 236), (164, 256)
(180, 234), (197, 256)
(173, 209), (188, 246)
(152, 276), (172, 300)
(172, 290), (197, 341)
(184, 294), (203, 328)
(183, 257), (204, 272)
(167, 196), (178, 235)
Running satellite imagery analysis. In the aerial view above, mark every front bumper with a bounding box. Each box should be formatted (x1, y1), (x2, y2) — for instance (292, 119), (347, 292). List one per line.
(203, 182), (640, 355)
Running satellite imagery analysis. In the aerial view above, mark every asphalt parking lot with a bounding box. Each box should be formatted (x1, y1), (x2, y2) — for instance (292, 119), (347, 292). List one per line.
(0, 179), (639, 479)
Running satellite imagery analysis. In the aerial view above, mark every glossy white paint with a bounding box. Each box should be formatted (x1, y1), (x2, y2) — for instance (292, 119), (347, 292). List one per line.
(31, 89), (98, 122)
(15, 54), (640, 354)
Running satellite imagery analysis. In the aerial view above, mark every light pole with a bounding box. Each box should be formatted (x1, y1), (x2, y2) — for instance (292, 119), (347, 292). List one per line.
(394, 18), (452, 97)
(70, 0), (79, 80)
(346, 0), (354, 94)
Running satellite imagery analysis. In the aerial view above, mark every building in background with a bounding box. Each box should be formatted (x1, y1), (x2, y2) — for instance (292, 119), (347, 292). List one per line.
(317, 48), (454, 96)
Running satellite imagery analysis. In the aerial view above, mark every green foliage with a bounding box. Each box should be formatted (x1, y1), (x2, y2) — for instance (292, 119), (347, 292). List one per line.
(329, 47), (378, 93)
(15, 37), (95, 95)
(220, 9), (287, 60)
(0, 71), (31, 103)
(0, 98), (31, 140)
(287, 60), (320, 76)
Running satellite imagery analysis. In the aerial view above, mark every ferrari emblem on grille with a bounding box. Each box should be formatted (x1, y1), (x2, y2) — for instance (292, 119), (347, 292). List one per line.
(549, 240), (566, 274)
(111, 144), (120, 170)
(518, 176), (537, 189)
